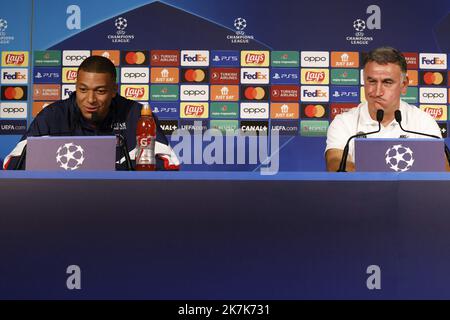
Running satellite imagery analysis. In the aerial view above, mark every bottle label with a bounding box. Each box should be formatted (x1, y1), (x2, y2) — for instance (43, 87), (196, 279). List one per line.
(136, 136), (156, 165)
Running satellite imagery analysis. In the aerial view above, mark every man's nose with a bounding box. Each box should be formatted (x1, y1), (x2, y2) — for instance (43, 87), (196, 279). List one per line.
(375, 83), (384, 96)
(87, 90), (96, 103)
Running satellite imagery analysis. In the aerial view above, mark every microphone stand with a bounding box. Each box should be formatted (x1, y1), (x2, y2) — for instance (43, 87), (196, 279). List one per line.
(394, 110), (450, 167)
(117, 134), (133, 171)
(337, 109), (384, 172)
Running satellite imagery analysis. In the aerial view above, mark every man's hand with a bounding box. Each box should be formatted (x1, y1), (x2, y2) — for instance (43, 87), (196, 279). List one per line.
(325, 148), (355, 172)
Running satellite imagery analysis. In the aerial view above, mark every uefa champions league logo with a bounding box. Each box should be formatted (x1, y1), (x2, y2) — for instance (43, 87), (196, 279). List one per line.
(385, 144), (415, 172)
(353, 19), (366, 32)
(0, 19), (8, 32)
(115, 17), (127, 31)
(234, 17), (247, 31)
(108, 16), (134, 43)
(56, 143), (85, 170)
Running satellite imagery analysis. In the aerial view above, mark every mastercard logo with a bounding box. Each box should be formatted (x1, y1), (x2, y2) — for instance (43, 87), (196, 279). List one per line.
(184, 69), (206, 82)
(304, 104), (326, 118)
(3, 87), (25, 100)
(423, 72), (444, 85)
(244, 87), (266, 100)
(124, 51), (147, 65)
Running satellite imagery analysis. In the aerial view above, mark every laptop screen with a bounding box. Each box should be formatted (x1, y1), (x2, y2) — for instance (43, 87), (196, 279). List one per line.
(355, 138), (445, 172)
(26, 136), (117, 171)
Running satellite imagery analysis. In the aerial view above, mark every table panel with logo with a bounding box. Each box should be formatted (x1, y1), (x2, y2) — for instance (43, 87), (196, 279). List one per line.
(0, 171), (449, 299)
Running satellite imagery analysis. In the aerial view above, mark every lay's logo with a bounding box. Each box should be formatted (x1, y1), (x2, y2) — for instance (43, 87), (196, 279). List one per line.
(241, 51), (270, 67)
(2, 52), (29, 67)
(180, 102), (209, 118)
(419, 105), (447, 121)
(66, 70), (77, 81)
(120, 85), (149, 101)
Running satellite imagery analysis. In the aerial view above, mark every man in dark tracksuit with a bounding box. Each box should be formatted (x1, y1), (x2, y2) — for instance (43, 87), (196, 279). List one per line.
(3, 55), (179, 171)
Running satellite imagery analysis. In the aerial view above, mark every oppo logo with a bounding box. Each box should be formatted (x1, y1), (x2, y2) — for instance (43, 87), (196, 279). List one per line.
(65, 55), (87, 61)
(243, 108), (266, 114)
(303, 56), (326, 62)
(124, 72), (147, 78)
(183, 90), (206, 96)
(422, 93), (445, 98)
(2, 107), (25, 113)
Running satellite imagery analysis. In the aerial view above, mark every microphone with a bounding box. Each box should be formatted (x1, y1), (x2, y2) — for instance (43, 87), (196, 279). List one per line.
(337, 109), (384, 172)
(116, 134), (133, 171)
(394, 109), (450, 166)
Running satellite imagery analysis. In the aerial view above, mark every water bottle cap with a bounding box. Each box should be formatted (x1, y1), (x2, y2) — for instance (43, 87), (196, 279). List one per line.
(141, 104), (152, 116)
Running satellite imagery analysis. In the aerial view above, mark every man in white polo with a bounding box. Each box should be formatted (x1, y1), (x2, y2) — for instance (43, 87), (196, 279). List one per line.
(325, 46), (442, 172)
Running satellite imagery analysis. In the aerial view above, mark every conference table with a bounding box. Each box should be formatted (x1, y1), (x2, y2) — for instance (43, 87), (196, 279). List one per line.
(1, 171), (450, 299)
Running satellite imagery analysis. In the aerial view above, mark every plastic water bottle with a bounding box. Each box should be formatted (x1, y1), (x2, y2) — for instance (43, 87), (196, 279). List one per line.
(135, 104), (156, 171)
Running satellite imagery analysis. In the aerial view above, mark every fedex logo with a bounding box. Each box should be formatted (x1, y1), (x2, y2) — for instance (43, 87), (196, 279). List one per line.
(181, 50), (209, 66)
(1, 69), (28, 84)
(61, 85), (75, 99)
(241, 68), (269, 84)
(301, 86), (329, 102)
(419, 53), (447, 70)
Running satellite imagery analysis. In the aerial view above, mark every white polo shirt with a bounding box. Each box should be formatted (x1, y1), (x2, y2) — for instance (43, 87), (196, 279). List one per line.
(326, 101), (442, 162)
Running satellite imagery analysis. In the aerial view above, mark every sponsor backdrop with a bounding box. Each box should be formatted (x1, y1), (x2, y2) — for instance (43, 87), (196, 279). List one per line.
(0, 0), (449, 171)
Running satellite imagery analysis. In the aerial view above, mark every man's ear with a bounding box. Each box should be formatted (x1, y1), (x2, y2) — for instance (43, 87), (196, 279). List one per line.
(112, 83), (118, 97)
(401, 75), (409, 95)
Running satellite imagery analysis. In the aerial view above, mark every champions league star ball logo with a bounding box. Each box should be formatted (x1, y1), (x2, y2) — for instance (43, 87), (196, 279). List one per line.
(56, 143), (85, 171)
(0, 19), (8, 32)
(385, 144), (415, 172)
(234, 17), (247, 31)
(115, 17), (128, 31)
(353, 19), (366, 32)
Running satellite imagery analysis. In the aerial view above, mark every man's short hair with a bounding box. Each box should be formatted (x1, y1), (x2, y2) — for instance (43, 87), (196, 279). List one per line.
(363, 46), (407, 74)
(78, 55), (116, 81)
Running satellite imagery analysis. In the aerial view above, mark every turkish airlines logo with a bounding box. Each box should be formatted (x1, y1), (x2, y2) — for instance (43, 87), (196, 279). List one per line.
(271, 85), (300, 102)
(121, 67), (149, 83)
(150, 50), (180, 67)
(33, 84), (60, 100)
(210, 68), (239, 84)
